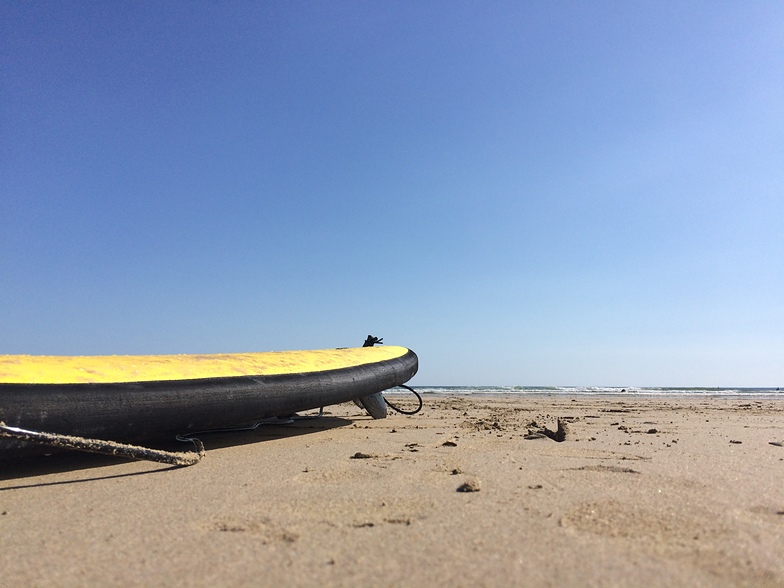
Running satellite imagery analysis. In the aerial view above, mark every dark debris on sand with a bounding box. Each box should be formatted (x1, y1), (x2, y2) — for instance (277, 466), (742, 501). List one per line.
(456, 478), (481, 493)
(526, 418), (569, 442)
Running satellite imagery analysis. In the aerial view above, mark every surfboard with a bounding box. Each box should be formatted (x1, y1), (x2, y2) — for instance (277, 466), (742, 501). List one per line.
(0, 345), (418, 457)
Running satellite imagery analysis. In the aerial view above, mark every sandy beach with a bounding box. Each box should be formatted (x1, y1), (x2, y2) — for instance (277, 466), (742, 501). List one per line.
(1, 395), (783, 587)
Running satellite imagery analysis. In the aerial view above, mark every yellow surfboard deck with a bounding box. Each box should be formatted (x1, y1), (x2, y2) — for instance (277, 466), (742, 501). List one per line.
(0, 346), (411, 385)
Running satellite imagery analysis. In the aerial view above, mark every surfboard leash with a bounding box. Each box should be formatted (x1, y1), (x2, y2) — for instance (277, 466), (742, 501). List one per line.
(383, 384), (423, 415)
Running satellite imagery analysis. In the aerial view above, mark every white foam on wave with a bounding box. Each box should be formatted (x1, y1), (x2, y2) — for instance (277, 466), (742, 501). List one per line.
(402, 386), (783, 397)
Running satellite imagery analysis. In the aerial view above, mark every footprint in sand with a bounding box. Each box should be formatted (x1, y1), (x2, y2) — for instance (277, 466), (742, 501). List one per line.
(209, 517), (299, 544)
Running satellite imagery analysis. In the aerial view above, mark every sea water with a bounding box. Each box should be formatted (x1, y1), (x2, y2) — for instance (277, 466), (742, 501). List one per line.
(401, 386), (783, 397)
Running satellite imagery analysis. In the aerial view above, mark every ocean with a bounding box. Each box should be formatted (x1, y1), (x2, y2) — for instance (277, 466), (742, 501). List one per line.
(402, 386), (783, 397)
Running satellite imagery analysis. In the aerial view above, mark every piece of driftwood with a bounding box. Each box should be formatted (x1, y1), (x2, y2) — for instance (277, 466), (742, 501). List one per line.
(525, 418), (568, 442)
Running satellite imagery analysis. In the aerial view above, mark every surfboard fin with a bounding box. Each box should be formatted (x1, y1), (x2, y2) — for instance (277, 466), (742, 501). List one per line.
(356, 392), (388, 419)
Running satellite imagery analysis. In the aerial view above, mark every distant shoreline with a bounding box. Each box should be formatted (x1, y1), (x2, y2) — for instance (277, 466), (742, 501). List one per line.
(389, 386), (784, 398)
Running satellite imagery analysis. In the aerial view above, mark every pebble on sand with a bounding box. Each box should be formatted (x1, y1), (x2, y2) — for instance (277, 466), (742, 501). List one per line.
(457, 478), (481, 493)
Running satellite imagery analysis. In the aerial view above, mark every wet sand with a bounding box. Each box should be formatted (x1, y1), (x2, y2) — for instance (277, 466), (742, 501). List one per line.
(1, 395), (783, 586)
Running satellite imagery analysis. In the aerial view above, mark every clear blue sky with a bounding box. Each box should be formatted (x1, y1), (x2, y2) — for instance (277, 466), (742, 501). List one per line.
(2, 2), (782, 386)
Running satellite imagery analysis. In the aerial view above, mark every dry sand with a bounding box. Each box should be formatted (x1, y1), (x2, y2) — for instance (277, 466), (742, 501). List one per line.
(1, 395), (783, 587)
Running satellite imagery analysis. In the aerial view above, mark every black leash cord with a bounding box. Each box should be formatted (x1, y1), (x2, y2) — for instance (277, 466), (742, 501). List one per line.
(383, 384), (423, 415)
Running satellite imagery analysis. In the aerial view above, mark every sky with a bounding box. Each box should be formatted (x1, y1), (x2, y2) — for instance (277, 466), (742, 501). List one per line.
(2, 2), (783, 387)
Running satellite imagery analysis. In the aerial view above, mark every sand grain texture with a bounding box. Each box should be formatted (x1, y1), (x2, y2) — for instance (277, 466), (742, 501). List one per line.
(1, 396), (783, 587)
